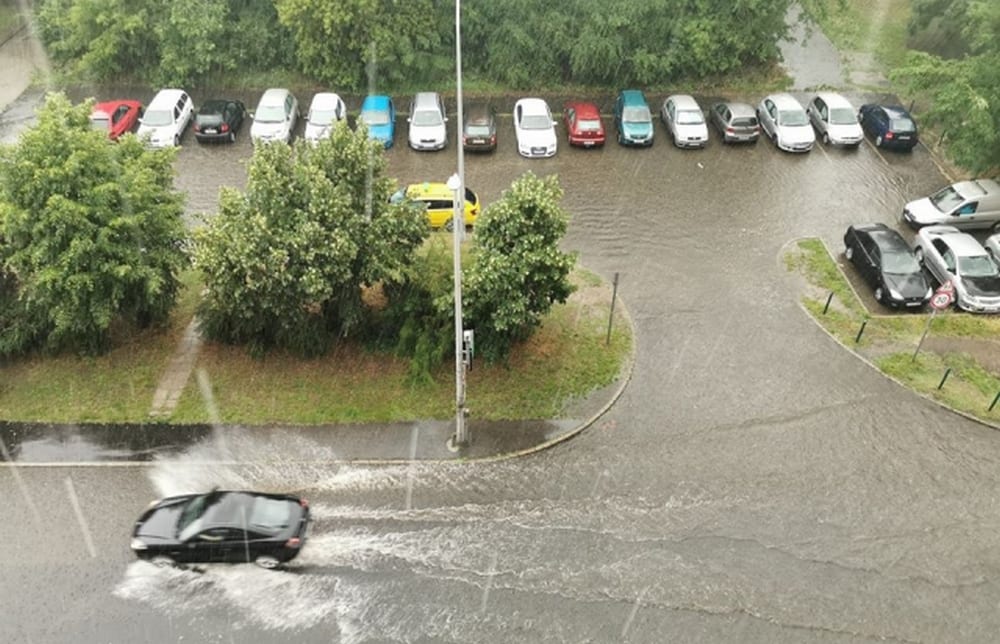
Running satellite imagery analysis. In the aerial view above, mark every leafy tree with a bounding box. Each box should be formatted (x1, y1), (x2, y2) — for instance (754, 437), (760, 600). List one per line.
(155, 0), (231, 86)
(192, 122), (428, 356)
(0, 93), (187, 356)
(464, 172), (576, 363)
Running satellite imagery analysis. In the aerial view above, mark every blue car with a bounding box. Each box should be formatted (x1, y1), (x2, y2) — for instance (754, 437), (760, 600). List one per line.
(858, 103), (918, 151)
(613, 89), (654, 147)
(359, 95), (395, 148)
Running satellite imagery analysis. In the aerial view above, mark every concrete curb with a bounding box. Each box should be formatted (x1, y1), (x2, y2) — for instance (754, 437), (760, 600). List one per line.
(780, 236), (1000, 433)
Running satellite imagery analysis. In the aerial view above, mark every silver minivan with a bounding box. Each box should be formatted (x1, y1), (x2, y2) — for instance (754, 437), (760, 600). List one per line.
(903, 179), (1000, 231)
(407, 92), (448, 151)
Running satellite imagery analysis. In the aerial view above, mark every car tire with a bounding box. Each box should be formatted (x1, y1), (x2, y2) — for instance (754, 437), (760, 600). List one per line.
(874, 286), (884, 303)
(173, 134), (180, 147)
(255, 554), (281, 570)
(150, 555), (175, 568)
(875, 134), (883, 147)
(228, 131), (236, 143)
(822, 133), (830, 145)
(845, 246), (854, 262)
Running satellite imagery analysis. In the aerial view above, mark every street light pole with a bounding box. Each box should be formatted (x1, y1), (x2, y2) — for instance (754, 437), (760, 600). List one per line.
(448, 0), (469, 450)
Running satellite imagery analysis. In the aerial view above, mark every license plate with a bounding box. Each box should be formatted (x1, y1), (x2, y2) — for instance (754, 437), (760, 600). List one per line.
(898, 136), (911, 140)
(531, 147), (545, 154)
(583, 141), (595, 147)
(906, 301), (922, 307)
(205, 128), (217, 134)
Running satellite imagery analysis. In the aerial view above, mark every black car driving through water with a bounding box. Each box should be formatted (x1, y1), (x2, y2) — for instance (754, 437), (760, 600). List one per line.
(130, 489), (311, 569)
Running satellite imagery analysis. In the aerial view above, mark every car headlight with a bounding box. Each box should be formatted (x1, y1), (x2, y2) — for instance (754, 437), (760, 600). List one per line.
(925, 287), (933, 299)
(889, 288), (903, 300)
(130, 538), (148, 550)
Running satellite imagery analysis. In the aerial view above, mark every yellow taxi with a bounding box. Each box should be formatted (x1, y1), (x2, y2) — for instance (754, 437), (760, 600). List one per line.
(390, 182), (480, 229)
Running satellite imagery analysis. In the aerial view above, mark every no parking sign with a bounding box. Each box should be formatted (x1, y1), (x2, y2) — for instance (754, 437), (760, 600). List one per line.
(929, 281), (955, 311)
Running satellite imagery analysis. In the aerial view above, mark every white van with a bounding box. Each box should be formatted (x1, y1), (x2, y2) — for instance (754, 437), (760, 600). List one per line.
(903, 179), (1000, 231)
(407, 92), (448, 151)
(137, 89), (193, 148)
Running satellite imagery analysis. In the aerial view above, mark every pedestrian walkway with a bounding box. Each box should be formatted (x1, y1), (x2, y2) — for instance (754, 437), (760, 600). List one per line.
(149, 319), (204, 418)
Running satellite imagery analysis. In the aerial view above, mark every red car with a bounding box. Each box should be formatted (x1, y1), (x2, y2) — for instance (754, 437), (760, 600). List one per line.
(563, 101), (605, 147)
(90, 100), (144, 141)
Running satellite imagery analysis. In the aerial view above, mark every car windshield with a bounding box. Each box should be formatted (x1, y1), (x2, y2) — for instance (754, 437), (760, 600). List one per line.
(142, 109), (173, 127)
(255, 105), (286, 123)
(930, 186), (964, 212)
(882, 250), (921, 274)
(577, 119), (601, 131)
(89, 117), (109, 131)
(520, 114), (552, 130)
(829, 107), (857, 124)
(676, 110), (704, 125)
(466, 124), (491, 136)
(412, 110), (442, 126)
(958, 254), (999, 278)
(890, 117), (915, 132)
(176, 493), (216, 536)
(778, 110), (809, 126)
(622, 107), (650, 123)
(362, 110), (391, 126)
(309, 109), (339, 125)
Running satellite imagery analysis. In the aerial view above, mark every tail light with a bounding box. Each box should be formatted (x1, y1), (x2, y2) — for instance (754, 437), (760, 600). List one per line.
(726, 127), (734, 134)
(220, 123), (229, 132)
(886, 131), (894, 139)
(299, 498), (309, 508)
(285, 537), (302, 548)
(490, 135), (496, 144)
(462, 135), (468, 144)
(193, 123), (200, 132)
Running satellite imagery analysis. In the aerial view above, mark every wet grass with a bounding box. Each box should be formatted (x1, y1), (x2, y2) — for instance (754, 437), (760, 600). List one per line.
(1, 269), (632, 425)
(787, 237), (1000, 420)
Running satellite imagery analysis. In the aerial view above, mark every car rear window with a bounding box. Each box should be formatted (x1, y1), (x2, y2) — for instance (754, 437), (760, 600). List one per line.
(890, 118), (915, 132)
(248, 497), (293, 533)
(732, 117), (757, 127)
(577, 119), (602, 131)
(466, 124), (491, 136)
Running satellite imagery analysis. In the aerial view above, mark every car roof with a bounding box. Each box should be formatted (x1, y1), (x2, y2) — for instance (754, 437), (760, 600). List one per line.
(814, 92), (853, 109)
(871, 104), (911, 118)
(464, 104), (495, 124)
(566, 101), (600, 118)
(619, 89), (648, 105)
(717, 101), (755, 117)
(766, 93), (804, 110)
(362, 95), (392, 110)
(412, 92), (441, 107)
(962, 178), (1000, 195)
(92, 99), (139, 114)
(925, 228), (988, 256)
(864, 226), (911, 252)
(148, 89), (187, 109)
(667, 94), (700, 110)
(405, 182), (477, 201)
(515, 98), (550, 114)
(258, 88), (291, 105)
(309, 92), (343, 108)
(199, 99), (230, 112)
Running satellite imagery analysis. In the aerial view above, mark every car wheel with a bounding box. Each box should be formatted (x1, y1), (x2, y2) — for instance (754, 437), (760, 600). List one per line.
(173, 134), (180, 147)
(255, 554), (281, 570)
(845, 246), (854, 262)
(822, 132), (830, 145)
(874, 286), (884, 303)
(228, 131), (236, 143)
(875, 134), (883, 147)
(772, 131), (778, 146)
(150, 555), (175, 568)
(914, 247), (924, 265)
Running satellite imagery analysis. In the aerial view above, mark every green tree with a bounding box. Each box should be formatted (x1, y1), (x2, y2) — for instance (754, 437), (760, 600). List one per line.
(464, 172), (576, 363)
(192, 122), (429, 356)
(155, 0), (231, 86)
(0, 93), (187, 356)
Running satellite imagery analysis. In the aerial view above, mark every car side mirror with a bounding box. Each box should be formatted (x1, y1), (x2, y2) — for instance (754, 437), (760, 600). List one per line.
(444, 116), (449, 122)
(407, 117), (412, 123)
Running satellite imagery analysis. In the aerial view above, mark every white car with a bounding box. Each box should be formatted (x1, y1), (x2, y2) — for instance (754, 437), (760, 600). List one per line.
(514, 98), (557, 158)
(407, 92), (448, 151)
(251, 88), (300, 144)
(304, 92), (346, 143)
(806, 92), (863, 147)
(660, 94), (708, 148)
(915, 225), (1000, 313)
(757, 93), (815, 153)
(136, 89), (193, 148)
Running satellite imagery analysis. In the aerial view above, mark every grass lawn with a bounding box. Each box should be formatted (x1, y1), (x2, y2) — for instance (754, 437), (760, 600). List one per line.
(814, 0), (912, 71)
(0, 269), (632, 425)
(786, 238), (1000, 424)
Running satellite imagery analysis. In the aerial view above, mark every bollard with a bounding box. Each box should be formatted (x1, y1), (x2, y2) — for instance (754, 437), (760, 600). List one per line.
(854, 320), (867, 344)
(823, 291), (834, 315)
(937, 368), (951, 390)
(989, 391), (1000, 412)
(606, 272), (619, 347)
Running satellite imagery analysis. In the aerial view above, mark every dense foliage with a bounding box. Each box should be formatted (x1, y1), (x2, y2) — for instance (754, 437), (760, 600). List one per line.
(0, 93), (187, 356)
(192, 122), (428, 357)
(34, 0), (800, 89)
(894, 0), (1000, 173)
(465, 173), (576, 362)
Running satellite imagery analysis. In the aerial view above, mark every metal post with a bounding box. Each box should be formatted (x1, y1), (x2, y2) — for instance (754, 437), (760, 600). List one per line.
(854, 320), (867, 344)
(448, 0), (468, 450)
(606, 272), (619, 346)
(989, 391), (1000, 412)
(822, 291), (834, 315)
(912, 309), (937, 361)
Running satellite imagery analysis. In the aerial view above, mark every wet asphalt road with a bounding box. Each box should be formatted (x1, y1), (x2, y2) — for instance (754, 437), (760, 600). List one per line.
(5, 19), (1000, 644)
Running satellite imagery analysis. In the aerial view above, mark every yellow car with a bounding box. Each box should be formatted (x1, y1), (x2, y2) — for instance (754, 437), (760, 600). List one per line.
(390, 182), (480, 229)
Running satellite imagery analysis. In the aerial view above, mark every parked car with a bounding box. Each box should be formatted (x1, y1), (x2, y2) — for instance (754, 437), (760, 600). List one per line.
(359, 95), (396, 148)
(407, 92), (448, 151)
(513, 98), (557, 158)
(136, 89), (194, 148)
(90, 100), (143, 141)
(858, 104), (918, 151)
(130, 489), (311, 569)
(902, 179), (1000, 231)
(844, 223), (931, 308)
(757, 93), (815, 152)
(193, 99), (246, 144)
(563, 101), (605, 147)
(462, 104), (497, 152)
(708, 101), (759, 144)
(250, 88), (299, 144)
(806, 92), (863, 147)
(303, 92), (346, 143)
(985, 233), (1000, 262)
(914, 225), (1000, 313)
(390, 182), (480, 230)
(660, 94), (708, 148)
(613, 90), (654, 146)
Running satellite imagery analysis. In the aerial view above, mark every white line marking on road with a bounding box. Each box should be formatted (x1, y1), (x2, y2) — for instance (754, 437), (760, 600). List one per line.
(65, 475), (97, 558)
(0, 435), (44, 528)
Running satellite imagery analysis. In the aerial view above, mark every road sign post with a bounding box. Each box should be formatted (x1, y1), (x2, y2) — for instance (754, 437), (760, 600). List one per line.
(913, 283), (955, 361)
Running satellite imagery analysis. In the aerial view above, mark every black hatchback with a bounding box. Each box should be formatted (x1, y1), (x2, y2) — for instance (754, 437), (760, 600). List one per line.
(844, 223), (931, 309)
(130, 489), (311, 569)
(462, 104), (497, 152)
(194, 99), (247, 143)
